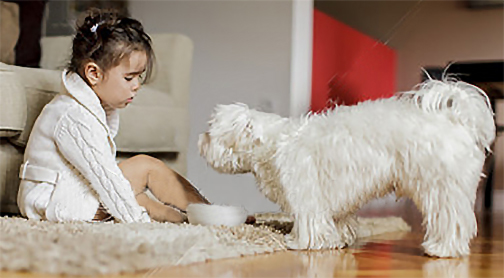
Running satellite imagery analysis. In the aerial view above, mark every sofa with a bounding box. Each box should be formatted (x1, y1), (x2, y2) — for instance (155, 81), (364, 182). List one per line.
(0, 33), (194, 214)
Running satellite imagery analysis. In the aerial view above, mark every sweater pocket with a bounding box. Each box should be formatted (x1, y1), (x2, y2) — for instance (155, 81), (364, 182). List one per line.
(17, 180), (54, 220)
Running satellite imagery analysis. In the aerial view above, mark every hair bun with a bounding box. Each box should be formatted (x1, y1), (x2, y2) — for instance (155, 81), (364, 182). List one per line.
(69, 8), (155, 84)
(77, 8), (120, 37)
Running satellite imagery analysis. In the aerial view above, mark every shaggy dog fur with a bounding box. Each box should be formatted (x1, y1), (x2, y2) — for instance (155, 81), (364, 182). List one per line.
(198, 79), (495, 258)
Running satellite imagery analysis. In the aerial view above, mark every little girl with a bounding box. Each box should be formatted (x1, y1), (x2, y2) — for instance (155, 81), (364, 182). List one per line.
(17, 9), (209, 223)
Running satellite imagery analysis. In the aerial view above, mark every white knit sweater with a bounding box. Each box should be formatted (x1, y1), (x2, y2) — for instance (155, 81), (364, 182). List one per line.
(17, 71), (151, 223)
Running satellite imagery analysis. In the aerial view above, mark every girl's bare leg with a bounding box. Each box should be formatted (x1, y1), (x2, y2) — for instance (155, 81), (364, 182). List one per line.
(118, 154), (209, 222)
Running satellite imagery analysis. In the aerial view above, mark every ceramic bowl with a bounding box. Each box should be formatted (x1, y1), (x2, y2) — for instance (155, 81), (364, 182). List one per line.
(186, 204), (248, 227)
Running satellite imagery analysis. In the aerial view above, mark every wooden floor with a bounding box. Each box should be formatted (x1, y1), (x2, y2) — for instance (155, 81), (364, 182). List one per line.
(1, 198), (503, 278)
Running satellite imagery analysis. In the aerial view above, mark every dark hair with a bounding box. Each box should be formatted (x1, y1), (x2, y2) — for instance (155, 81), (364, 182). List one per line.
(68, 8), (155, 84)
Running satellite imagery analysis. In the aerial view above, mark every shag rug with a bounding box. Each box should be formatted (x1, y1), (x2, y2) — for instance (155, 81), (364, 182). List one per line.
(0, 213), (410, 276)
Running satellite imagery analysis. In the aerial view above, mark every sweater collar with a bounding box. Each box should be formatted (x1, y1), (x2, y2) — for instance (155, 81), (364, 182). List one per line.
(61, 70), (119, 137)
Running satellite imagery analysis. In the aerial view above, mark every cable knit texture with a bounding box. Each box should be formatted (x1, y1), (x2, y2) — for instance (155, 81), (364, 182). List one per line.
(17, 71), (150, 223)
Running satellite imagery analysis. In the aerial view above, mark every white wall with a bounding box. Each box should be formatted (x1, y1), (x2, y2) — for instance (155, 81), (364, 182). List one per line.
(130, 0), (312, 213)
(390, 1), (503, 91)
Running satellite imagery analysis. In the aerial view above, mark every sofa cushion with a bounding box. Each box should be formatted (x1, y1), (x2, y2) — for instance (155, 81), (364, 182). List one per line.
(0, 139), (23, 214)
(40, 36), (71, 70)
(147, 34), (193, 107)
(7, 65), (61, 147)
(0, 63), (26, 138)
(115, 86), (188, 153)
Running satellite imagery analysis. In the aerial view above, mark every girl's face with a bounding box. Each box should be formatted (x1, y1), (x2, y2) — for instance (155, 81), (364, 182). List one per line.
(86, 51), (147, 109)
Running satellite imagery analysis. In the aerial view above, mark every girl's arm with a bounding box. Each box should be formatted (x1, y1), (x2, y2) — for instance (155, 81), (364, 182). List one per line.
(54, 110), (150, 223)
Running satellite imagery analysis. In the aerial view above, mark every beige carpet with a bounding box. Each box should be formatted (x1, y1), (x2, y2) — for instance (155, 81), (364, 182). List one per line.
(0, 214), (410, 276)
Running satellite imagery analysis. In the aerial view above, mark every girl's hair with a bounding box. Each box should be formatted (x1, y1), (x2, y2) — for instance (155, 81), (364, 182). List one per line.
(68, 9), (155, 84)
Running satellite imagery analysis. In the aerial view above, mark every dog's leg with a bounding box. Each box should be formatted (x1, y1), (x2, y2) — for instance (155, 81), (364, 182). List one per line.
(277, 146), (357, 250)
(285, 212), (357, 250)
(281, 184), (358, 250)
(334, 216), (358, 246)
(286, 210), (349, 250)
(415, 178), (478, 257)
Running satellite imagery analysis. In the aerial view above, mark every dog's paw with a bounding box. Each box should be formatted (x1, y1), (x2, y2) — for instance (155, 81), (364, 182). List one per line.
(422, 241), (469, 258)
(322, 236), (348, 250)
(284, 233), (347, 250)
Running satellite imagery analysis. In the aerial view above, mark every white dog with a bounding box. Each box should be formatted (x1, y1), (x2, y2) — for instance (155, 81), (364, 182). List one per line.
(198, 79), (495, 258)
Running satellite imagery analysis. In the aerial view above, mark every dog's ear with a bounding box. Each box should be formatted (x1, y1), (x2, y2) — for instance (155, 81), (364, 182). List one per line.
(209, 103), (261, 148)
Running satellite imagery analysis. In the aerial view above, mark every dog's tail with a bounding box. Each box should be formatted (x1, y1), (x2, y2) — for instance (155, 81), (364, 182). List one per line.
(398, 78), (496, 152)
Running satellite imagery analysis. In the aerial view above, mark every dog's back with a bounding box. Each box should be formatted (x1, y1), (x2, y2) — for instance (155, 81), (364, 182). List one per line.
(289, 79), (495, 163)
(397, 79), (495, 152)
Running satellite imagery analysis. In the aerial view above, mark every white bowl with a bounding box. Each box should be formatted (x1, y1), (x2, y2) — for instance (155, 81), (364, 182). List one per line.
(186, 204), (248, 227)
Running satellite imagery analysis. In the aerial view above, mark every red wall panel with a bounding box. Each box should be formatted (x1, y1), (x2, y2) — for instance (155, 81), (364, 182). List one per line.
(311, 9), (397, 112)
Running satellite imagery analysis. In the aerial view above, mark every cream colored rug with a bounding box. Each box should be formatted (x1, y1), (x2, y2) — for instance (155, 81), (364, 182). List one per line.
(0, 214), (410, 276)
